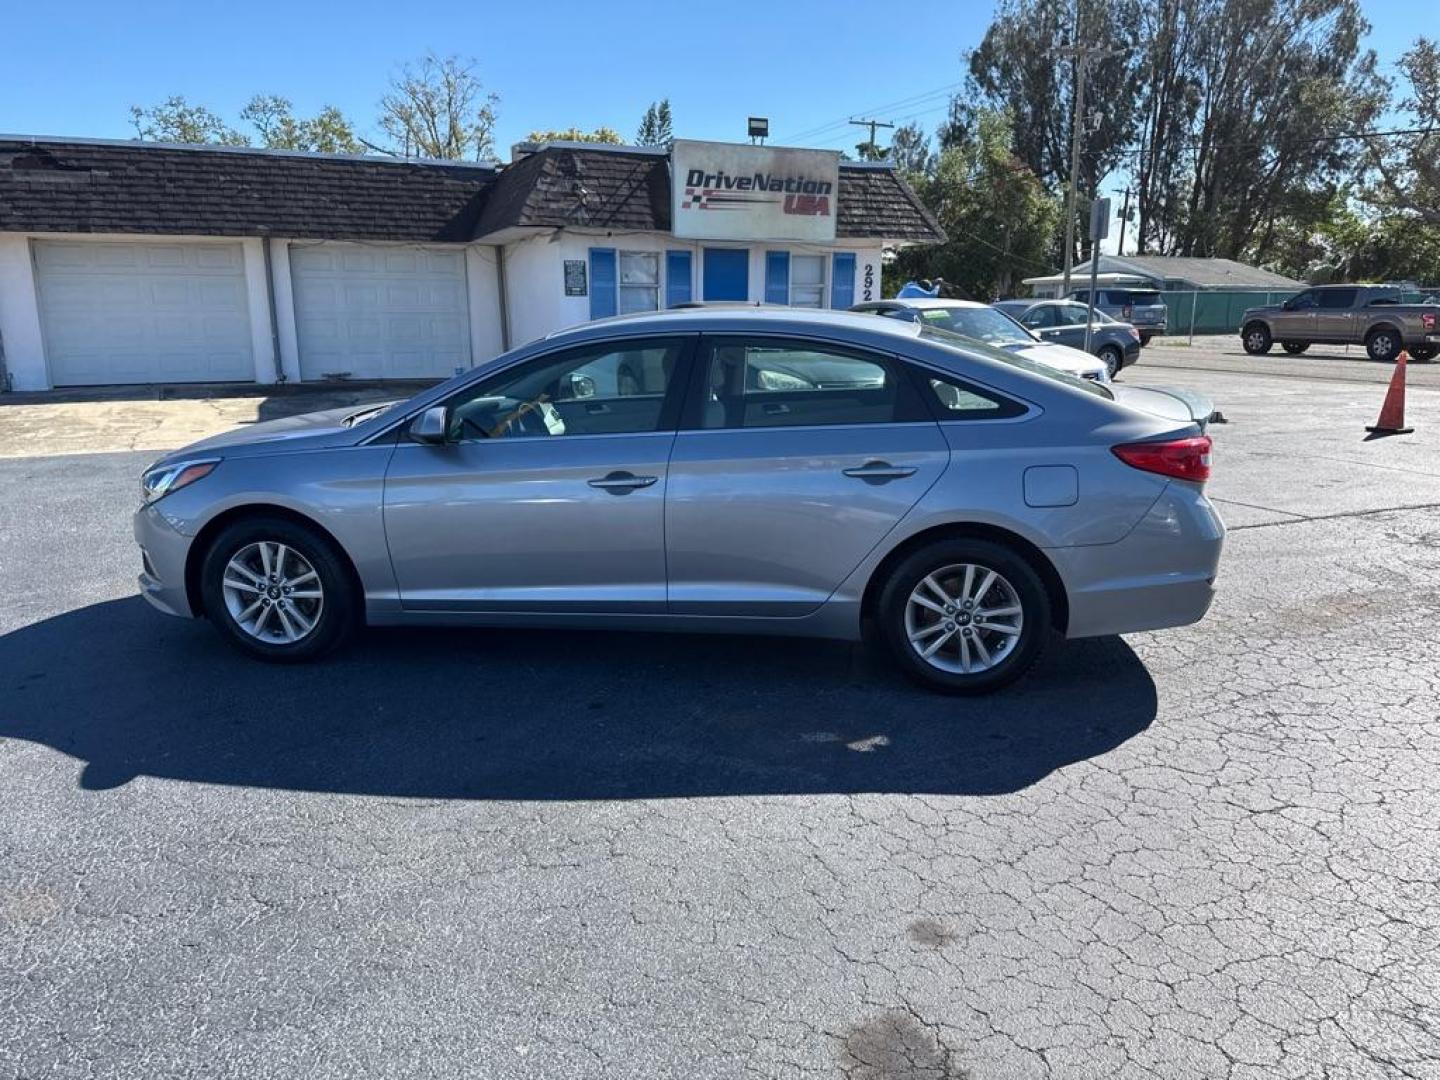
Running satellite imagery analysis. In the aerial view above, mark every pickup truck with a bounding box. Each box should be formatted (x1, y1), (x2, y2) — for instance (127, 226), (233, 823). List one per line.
(1240, 284), (1440, 362)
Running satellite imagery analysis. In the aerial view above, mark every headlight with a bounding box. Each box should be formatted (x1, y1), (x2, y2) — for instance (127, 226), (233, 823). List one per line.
(141, 458), (219, 503)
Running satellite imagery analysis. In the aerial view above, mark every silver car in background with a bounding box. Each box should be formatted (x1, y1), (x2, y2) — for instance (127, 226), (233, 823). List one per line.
(135, 308), (1223, 694)
(993, 300), (1143, 378)
(850, 298), (1112, 383)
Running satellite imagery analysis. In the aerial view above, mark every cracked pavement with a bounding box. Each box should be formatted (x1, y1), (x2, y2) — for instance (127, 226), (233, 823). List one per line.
(1, 361), (1437, 1079)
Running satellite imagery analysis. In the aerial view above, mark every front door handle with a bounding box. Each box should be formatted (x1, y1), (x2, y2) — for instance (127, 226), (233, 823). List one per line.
(843, 461), (918, 480)
(588, 471), (658, 491)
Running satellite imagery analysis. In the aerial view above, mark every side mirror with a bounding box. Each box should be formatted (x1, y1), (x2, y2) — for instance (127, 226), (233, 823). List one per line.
(567, 372), (597, 399)
(408, 405), (449, 444)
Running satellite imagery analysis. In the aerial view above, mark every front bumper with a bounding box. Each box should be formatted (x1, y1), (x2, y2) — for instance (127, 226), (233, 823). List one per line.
(134, 503), (197, 618)
(1051, 482), (1224, 639)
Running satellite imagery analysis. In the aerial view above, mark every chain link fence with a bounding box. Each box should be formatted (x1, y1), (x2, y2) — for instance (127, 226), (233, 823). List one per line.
(1158, 289), (1301, 340)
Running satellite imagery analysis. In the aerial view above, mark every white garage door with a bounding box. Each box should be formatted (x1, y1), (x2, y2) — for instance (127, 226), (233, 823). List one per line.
(33, 240), (254, 386)
(290, 243), (471, 381)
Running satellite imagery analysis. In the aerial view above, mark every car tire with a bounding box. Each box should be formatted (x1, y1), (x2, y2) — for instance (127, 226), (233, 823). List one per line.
(1098, 345), (1124, 379)
(1410, 346), (1438, 362)
(200, 515), (357, 663)
(1281, 341), (1310, 355)
(1139, 333), (1155, 346)
(1366, 328), (1402, 363)
(877, 538), (1051, 695)
(1242, 323), (1272, 354)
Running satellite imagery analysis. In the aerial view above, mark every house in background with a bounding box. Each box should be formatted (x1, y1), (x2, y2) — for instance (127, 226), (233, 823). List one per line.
(0, 136), (942, 391)
(1023, 254), (1304, 298)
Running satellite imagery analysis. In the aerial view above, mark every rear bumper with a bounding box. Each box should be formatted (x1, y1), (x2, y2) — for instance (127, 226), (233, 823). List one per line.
(134, 503), (196, 618)
(1051, 482), (1224, 639)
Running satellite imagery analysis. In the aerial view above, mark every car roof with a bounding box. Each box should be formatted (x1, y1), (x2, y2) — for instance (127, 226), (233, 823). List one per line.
(541, 305), (928, 346)
(852, 297), (988, 312)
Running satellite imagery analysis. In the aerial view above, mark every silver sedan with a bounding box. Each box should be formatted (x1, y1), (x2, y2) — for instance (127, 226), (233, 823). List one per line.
(135, 308), (1224, 693)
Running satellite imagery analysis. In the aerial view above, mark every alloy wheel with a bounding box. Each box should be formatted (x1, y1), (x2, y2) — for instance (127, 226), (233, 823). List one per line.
(221, 541), (325, 644)
(904, 563), (1024, 675)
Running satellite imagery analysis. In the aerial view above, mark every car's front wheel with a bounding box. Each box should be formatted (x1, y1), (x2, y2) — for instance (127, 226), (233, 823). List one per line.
(877, 538), (1051, 694)
(1242, 323), (1272, 354)
(200, 516), (357, 662)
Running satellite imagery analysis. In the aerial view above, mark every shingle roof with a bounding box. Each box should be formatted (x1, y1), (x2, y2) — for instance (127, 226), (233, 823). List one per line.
(474, 144), (944, 244)
(0, 136), (494, 241)
(1097, 255), (1304, 289)
(0, 136), (943, 247)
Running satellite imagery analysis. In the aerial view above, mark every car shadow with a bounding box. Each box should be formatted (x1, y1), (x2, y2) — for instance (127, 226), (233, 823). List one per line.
(2, 598), (1157, 800)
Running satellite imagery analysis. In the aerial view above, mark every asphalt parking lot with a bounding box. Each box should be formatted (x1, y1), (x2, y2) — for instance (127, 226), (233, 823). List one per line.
(2, 345), (1438, 1079)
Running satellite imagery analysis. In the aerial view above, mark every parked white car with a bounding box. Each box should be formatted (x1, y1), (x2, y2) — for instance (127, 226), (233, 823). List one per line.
(852, 298), (1112, 382)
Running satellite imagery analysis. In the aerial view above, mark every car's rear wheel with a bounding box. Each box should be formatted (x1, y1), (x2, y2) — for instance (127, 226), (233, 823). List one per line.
(1242, 323), (1272, 354)
(877, 539), (1051, 695)
(200, 516), (356, 662)
(1366, 328), (1402, 363)
(1281, 341), (1309, 355)
(1139, 333), (1155, 346)
(1098, 345), (1124, 379)
(1411, 345), (1438, 362)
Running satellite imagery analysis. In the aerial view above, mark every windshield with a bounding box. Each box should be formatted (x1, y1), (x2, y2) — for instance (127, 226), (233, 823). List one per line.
(917, 324), (1113, 400)
(912, 306), (1035, 346)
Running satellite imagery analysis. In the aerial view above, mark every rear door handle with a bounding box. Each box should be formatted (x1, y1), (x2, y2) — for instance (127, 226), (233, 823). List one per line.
(843, 461), (918, 480)
(588, 471), (658, 491)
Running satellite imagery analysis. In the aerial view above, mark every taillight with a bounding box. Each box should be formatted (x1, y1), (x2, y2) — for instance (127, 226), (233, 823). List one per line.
(1424, 312), (1437, 331)
(1112, 435), (1212, 483)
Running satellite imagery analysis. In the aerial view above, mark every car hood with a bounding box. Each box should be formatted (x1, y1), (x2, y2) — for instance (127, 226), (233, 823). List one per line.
(153, 404), (391, 465)
(1004, 341), (1106, 377)
(1111, 385), (1214, 430)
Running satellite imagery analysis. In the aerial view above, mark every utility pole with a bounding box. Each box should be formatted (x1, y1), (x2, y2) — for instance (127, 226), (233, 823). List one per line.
(1115, 186), (1133, 256)
(849, 117), (895, 161)
(1052, 31), (1128, 294)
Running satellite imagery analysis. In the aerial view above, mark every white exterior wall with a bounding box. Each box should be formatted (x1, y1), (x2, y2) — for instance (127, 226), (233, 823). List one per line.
(0, 228), (891, 392)
(500, 230), (884, 340)
(0, 234), (46, 390)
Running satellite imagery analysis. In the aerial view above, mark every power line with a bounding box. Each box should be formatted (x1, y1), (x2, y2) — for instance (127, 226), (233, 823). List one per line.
(778, 80), (966, 143)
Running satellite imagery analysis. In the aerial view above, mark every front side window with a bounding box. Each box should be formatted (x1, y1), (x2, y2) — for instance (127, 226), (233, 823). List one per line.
(790, 254), (826, 308)
(445, 338), (685, 441)
(618, 251), (660, 314)
(701, 339), (915, 429)
(1022, 305), (1057, 329)
(1287, 290), (1318, 310)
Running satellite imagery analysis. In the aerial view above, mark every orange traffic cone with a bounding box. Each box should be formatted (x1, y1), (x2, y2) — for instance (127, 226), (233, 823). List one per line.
(1366, 351), (1414, 437)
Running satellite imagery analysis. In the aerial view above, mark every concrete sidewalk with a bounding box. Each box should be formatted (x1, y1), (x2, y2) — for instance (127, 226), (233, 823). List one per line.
(0, 382), (433, 458)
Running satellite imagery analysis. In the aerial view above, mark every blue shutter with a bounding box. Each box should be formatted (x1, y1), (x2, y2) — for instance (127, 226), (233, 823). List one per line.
(589, 247), (617, 320)
(665, 250), (692, 307)
(831, 253), (856, 310)
(764, 251), (790, 305)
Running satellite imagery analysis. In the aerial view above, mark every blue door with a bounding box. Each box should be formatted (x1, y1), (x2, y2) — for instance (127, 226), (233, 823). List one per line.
(702, 249), (749, 301)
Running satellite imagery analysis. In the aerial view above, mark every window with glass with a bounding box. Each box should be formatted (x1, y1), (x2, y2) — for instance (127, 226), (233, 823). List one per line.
(701, 339), (915, 429)
(922, 371), (1027, 419)
(790, 254), (826, 308)
(1317, 288), (1357, 309)
(618, 251), (660, 314)
(443, 338), (685, 441)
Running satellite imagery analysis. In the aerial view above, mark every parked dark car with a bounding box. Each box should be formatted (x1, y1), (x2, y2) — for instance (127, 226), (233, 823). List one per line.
(992, 300), (1142, 379)
(1065, 288), (1168, 344)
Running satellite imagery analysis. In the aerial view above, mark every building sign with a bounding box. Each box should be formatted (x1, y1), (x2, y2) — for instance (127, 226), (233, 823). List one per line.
(671, 140), (840, 243)
(563, 259), (587, 296)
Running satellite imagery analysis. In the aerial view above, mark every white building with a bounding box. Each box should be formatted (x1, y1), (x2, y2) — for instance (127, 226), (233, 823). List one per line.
(0, 135), (943, 392)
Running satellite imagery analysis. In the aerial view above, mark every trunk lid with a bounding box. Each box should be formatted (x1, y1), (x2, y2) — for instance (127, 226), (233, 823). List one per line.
(1110, 385), (1214, 431)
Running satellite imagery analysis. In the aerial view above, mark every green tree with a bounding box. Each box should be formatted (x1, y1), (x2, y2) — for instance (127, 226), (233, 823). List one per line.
(129, 96), (248, 146)
(889, 122), (932, 177)
(378, 54), (499, 160)
(239, 96), (362, 154)
(1367, 38), (1440, 227)
(636, 99), (673, 147)
(526, 126), (625, 144)
(890, 109), (1060, 300)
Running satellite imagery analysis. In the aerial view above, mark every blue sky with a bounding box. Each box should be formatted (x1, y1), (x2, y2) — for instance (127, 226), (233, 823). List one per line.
(1, 0), (1420, 158)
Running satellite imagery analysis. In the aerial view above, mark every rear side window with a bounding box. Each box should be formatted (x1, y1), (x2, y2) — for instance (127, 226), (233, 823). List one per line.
(698, 338), (925, 430)
(916, 369), (1027, 420)
(1318, 288), (1357, 309)
(1108, 290), (1161, 305)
